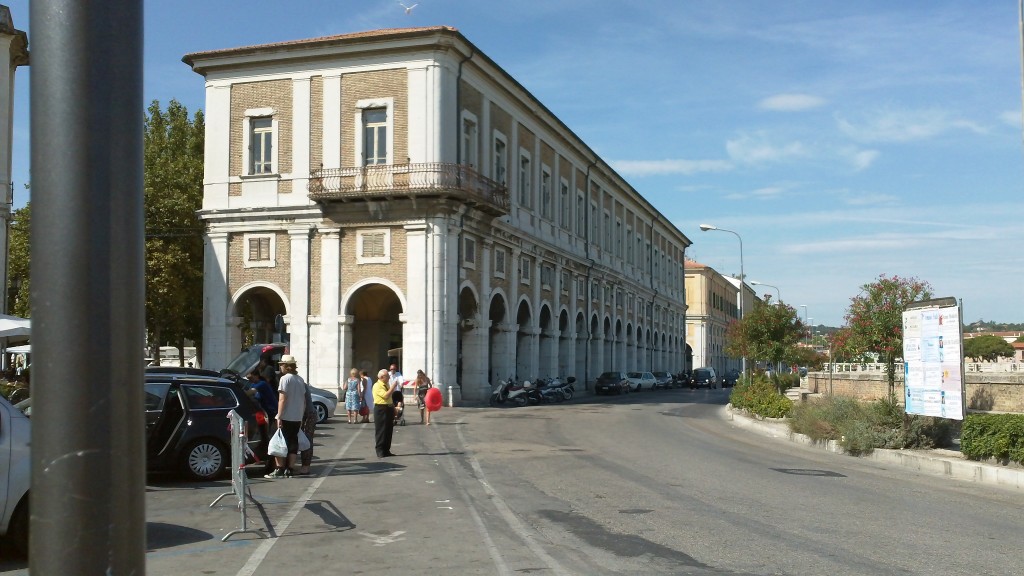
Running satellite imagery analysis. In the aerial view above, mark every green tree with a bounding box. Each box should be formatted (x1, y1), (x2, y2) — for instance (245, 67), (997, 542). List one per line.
(144, 100), (205, 364)
(963, 335), (1014, 362)
(7, 201), (30, 318)
(725, 299), (806, 375)
(845, 274), (933, 402)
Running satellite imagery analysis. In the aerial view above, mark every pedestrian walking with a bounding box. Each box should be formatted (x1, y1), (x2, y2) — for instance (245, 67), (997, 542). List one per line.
(265, 355), (306, 479)
(298, 380), (317, 476)
(372, 368), (399, 458)
(360, 369), (373, 423)
(344, 368), (363, 424)
(415, 369), (433, 425)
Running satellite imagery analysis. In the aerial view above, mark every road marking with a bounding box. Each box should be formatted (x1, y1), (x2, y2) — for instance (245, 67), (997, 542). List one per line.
(452, 420), (571, 576)
(434, 421), (511, 575)
(234, 426), (363, 576)
(358, 530), (406, 546)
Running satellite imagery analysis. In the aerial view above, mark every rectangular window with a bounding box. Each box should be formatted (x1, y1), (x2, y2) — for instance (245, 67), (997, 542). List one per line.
(559, 181), (570, 229)
(248, 237), (271, 261)
(494, 135), (507, 184)
(518, 153), (531, 208)
(591, 203), (599, 244)
(520, 256), (532, 283)
(561, 271), (570, 295)
(363, 108), (387, 165)
(626, 226), (633, 262)
(362, 233), (386, 258)
(462, 115), (478, 168)
(604, 212), (611, 250)
(250, 117), (273, 174)
(356, 229), (391, 264)
(576, 192), (585, 236)
(540, 168), (552, 220)
(541, 264), (553, 288)
(243, 233), (276, 268)
(495, 248), (506, 277)
(464, 237), (477, 266)
(616, 219), (623, 257)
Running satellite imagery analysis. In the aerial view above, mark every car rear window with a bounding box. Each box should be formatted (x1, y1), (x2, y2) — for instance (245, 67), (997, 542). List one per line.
(627, 372), (642, 378)
(695, 370), (711, 378)
(598, 372), (619, 379)
(182, 384), (238, 409)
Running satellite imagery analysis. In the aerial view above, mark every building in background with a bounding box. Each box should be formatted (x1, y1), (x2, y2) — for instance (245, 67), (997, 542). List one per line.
(0, 5), (28, 316)
(684, 259), (755, 376)
(184, 26), (691, 402)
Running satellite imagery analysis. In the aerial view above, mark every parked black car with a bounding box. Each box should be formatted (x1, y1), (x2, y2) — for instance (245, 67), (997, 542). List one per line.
(595, 371), (630, 395)
(145, 373), (271, 481)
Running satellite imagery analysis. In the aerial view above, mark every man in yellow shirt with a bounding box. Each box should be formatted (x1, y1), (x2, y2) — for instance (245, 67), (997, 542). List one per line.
(372, 368), (399, 457)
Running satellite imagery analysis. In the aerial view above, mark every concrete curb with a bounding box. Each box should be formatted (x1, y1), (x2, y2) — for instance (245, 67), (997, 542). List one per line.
(721, 405), (1024, 492)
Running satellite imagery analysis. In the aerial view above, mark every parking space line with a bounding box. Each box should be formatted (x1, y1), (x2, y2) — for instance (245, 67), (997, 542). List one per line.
(234, 427), (363, 576)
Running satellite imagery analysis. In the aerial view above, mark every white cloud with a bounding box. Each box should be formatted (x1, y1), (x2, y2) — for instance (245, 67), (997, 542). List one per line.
(835, 108), (986, 143)
(842, 192), (898, 207)
(838, 147), (880, 171)
(758, 93), (826, 111)
(999, 110), (1021, 127)
(611, 158), (733, 176)
(725, 133), (808, 164)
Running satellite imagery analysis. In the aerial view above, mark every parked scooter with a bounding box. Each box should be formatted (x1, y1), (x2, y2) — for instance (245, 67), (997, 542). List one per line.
(490, 378), (531, 406)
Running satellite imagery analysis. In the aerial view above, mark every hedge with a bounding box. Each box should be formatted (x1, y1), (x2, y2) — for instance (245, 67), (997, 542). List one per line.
(960, 413), (1024, 466)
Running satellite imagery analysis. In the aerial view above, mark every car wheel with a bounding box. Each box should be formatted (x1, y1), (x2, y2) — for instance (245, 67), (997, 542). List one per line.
(315, 401), (330, 423)
(182, 439), (227, 481)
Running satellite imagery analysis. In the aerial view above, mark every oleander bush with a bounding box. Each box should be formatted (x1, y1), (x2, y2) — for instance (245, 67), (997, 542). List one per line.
(789, 394), (956, 455)
(729, 375), (792, 419)
(960, 414), (1024, 466)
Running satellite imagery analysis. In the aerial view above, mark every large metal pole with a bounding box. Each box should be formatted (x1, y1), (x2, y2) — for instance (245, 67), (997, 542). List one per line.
(30, 1), (145, 573)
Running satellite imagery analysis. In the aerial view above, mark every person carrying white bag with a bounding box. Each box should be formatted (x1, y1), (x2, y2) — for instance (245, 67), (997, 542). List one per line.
(265, 355), (307, 479)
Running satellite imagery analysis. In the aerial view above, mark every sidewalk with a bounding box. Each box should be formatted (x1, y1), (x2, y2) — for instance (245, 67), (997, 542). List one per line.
(721, 405), (1024, 492)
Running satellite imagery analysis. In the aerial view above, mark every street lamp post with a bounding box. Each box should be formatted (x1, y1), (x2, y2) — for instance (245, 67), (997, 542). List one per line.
(800, 304), (809, 342)
(699, 223), (745, 379)
(749, 281), (780, 303)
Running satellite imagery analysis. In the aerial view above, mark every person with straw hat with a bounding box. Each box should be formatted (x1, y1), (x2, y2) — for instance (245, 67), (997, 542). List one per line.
(265, 354), (306, 479)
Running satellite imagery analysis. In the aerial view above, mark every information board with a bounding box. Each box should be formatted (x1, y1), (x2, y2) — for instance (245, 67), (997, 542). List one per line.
(902, 298), (965, 420)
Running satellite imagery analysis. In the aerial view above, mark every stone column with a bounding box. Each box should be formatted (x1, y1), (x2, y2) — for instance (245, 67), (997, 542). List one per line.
(287, 228), (312, 365)
(203, 231), (231, 369)
(317, 229), (341, 391)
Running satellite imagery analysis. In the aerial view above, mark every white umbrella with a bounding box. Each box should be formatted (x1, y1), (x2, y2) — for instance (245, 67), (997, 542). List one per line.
(0, 314), (31, 338)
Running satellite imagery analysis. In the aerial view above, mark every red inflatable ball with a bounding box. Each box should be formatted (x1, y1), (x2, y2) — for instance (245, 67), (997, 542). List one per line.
(424, 387), (442, 412)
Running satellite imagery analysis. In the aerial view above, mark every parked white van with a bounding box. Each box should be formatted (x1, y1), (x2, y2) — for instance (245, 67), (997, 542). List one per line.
(0, 394), (30, 556)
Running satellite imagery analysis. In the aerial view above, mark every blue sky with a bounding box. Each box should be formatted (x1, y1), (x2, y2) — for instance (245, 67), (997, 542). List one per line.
(6, 0), (1024, 327)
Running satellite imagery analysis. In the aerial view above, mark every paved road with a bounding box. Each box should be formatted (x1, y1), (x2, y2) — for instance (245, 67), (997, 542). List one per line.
(2, 388), (1021, 574)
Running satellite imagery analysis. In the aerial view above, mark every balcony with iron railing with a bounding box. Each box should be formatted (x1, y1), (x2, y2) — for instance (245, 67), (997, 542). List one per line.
(308, 162), (510, 216)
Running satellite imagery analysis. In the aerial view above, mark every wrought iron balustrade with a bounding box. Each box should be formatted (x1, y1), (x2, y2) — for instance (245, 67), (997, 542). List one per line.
(308, 162), (509, 214)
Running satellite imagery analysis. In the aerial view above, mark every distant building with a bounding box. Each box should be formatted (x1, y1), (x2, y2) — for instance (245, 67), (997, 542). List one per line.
(684, 259), (755, 375)
(184, 27), (692, 401)
(0, 5), (28, 315)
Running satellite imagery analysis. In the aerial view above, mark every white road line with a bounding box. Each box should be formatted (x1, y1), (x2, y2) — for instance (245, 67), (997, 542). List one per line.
(435, 422), (511, 575)
(234, 427), (363, 576)
(449, 420), (572, 576)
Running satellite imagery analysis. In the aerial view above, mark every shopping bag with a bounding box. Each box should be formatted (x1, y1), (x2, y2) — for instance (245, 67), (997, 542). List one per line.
(298, 430), (311, 452)
(268, 428), (288, 457)
(359, 404), (370, 417)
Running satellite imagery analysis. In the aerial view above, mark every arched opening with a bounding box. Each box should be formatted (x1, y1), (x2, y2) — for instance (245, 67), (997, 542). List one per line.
(516, 300), (533, 380)
(457, 286), (481, 390)
(232, 285), (288, 350)
(345, 283), (404, 374)
(558, 309), (572, 377)
(488, 293), (508, 383)
(538, 304), (553, 379)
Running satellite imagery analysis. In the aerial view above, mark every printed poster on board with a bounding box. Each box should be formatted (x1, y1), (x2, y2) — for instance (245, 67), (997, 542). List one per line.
(902, 302), (964, 420)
